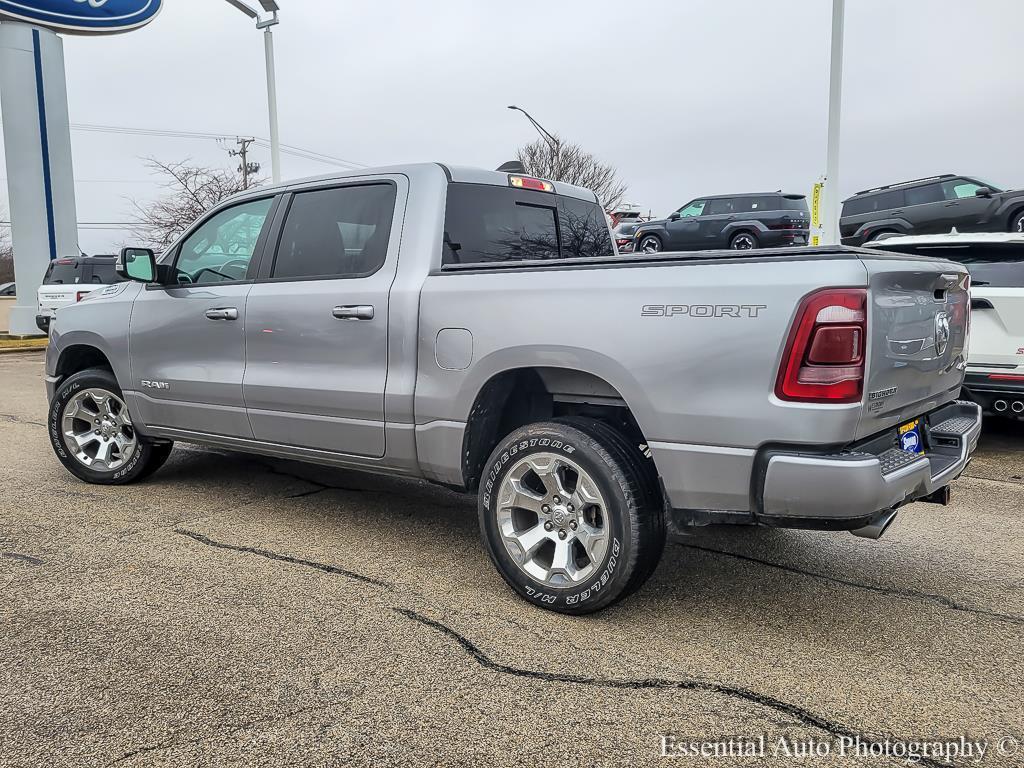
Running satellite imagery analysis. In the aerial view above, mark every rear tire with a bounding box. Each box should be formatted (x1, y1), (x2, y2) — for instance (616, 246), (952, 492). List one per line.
(48, 368), (173, 485)
(478, 420), (665, 614)
(1010, 210), (1024, 234)
(730, 231), (759, 250)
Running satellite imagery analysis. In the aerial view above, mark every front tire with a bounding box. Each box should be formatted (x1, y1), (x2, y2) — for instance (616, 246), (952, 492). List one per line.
(1010, 210), (1024, 234)
(637, 234), (663, 254)
(478, 420), (665, 614)
(48, 368), (173, 485)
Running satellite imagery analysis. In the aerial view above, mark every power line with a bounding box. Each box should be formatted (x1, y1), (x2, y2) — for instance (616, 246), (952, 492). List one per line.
(0, 119), (369, 169)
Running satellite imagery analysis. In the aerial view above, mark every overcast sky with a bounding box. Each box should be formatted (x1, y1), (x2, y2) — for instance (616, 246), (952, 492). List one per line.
(2, 0), (1022, 254)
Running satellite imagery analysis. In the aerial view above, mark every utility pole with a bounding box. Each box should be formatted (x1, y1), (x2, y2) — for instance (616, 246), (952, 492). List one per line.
(228, 137), (260, 189)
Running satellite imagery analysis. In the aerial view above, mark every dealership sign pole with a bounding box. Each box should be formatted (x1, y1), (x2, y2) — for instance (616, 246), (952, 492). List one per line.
(0, 0), (162, 336)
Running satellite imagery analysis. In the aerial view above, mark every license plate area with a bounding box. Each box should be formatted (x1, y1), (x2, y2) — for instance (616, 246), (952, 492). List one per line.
(898, 419), (926, 455)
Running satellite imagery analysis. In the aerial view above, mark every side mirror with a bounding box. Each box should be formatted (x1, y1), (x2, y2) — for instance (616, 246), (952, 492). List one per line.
(117, 247), (157, 283)
(668, 212), (681, 222)
(974, 186), (993, 198)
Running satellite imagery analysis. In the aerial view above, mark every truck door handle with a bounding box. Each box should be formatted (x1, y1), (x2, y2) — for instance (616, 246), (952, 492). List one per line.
(333, 305), (374, 320)
(944, 202), (958, 207)
(205, 307), (238, 321)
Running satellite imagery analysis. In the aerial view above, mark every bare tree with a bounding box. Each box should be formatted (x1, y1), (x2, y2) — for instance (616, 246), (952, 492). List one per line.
(129, 158), (262, 250)
(516, 137), (628, 210)
(0, 206), (13, 283)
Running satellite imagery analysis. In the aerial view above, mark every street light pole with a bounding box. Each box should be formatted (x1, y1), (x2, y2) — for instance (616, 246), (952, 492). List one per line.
(258, 12), (281, 183)
(821, 0), (845, 245)
(222, 0), (282, 183)
(507, 105), (559, 152)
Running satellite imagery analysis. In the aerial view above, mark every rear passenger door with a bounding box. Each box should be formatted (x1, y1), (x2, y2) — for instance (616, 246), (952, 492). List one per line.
(699, 198), (735, 247)
(902, 183), (946, 233)
(242, 178), (405, 458)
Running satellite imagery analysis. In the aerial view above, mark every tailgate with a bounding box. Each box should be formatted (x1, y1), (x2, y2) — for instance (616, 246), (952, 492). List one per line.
(968, 287), (1024, 368)
(37, 285), (99, 315)
(857, 256), (970, 439)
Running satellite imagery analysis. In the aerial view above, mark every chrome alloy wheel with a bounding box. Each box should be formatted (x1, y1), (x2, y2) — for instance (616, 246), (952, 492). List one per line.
(496, 453), (610, 587)
(61, 388), (138, 472)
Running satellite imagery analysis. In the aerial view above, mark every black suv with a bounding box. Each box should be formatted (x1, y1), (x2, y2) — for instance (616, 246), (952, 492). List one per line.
(840, 175), (1024, 246)
(632, 193), (809, 253)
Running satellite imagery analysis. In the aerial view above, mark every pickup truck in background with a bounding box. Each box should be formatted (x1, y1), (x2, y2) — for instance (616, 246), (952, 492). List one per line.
(43, 163), (981, 614)
(36, 254), (123, 333)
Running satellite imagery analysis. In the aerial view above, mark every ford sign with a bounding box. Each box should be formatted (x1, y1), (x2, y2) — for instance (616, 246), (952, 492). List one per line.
(0, 0), (162, 35)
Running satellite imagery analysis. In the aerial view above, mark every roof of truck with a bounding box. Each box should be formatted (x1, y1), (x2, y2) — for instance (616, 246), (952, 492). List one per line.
(223, 162), (600, 205)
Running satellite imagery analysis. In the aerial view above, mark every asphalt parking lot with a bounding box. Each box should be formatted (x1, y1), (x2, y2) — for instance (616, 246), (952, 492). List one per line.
(1, 352), (1022, 767)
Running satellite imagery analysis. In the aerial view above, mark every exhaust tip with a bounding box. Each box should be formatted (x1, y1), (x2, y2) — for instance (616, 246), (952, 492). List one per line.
(1012, 401), (1024, 414)
(851, 509), (898, 540)
(994, 400), (1009, 413)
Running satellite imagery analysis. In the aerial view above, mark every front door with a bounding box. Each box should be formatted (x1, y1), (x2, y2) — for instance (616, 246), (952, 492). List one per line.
(128, 196), (277, 437)
(242, 179), (404, 458)
(664, 199), (707, 250)
(939, 178), (991, 231)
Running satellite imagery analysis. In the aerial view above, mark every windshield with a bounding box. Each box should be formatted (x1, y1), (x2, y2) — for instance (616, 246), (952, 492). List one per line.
(871, 242), (1024, 287)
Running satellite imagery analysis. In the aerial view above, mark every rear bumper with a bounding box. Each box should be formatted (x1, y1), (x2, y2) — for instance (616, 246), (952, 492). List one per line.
(758, 401), (982, 527)
(759, 229), (809, 248)
(35, 314), (51, 334)
(962, 373), (1024, 416)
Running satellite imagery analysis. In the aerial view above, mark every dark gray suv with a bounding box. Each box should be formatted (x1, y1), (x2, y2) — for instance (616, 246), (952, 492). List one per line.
(840, 174), (1024, 246)
(632, 192), (809, 253)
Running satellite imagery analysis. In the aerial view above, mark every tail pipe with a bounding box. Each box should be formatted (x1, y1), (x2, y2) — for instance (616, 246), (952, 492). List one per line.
(1012, 401), (1024, 414)
(850, 509), (899, 540)
(994, 400), (1009, 413)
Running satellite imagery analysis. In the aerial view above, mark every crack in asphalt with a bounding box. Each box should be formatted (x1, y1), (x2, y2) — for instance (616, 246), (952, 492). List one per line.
(963, 472), (1024, 487)
(174, 528), (394, 589)
(168, 525), (961, 768)
(393, 608), (955, 768)
(1, 412), (47, 428)
(105, 701), (344, 766)
(678, 543), (1024, 627)
(1, 551), (44, 565)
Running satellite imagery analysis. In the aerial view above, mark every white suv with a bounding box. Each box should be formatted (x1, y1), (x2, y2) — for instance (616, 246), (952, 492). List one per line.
(869, 232), (1024, 418)
(36, 255), (122, 333)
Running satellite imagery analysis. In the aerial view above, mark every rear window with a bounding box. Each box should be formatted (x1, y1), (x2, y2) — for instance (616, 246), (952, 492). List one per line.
(442, 183), (612, 266)
(779, 195), (808, 212)
(86, 262), (124, 284)
(872, 242), (1024, 288)
(842, 189), (905, 217)
(42, 259), (82, 284)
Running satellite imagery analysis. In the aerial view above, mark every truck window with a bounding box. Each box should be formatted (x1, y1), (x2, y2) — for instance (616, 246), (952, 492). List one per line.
(43, 259), (81, 284)
(87, 262), (124, 284)
(176, 198), (273, 285)
(443, 184), (559, 265)
(443, 183), (613, 266)
(272, 183), (396, 279)
(558, 195), (614, 260)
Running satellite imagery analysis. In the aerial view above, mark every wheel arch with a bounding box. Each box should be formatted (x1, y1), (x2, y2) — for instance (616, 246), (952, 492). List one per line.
(460, 364), (656, 494)
(55, 344), (115, 380)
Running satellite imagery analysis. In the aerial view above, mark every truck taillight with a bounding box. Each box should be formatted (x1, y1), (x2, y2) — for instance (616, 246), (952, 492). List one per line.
(775, 288), (867, 403)
(76, 291), (89, 302)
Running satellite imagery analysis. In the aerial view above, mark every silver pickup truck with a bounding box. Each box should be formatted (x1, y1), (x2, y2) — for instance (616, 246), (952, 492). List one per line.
(44, 163), (982, 614)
